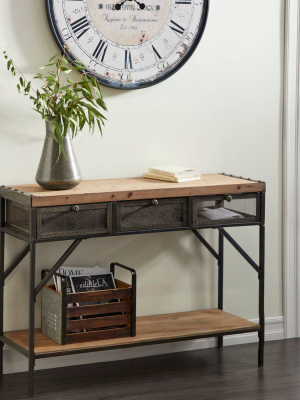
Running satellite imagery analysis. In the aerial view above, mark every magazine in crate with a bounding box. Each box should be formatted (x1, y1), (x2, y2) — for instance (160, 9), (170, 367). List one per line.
(53, 266), (110, 294)
(53, 266), (120, 332)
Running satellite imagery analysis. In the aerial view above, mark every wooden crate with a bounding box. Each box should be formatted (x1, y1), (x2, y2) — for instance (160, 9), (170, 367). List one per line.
(42, 278), (135, 345)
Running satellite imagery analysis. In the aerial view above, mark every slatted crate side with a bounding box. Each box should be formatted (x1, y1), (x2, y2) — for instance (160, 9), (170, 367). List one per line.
(115, 279), (132, 303)
(66, 327), (131, 344)
(66, 301), (132, 318)
(65, 278), (133, 343)
(114, 280), (132, 316)
(65, 279), (132, 336)
(66, 314), (131, 331)
(42, 278), (134, 345)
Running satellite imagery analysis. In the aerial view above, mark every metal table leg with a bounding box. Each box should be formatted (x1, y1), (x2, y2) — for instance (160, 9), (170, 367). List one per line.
(0, 197), (5, 377)
(28, 209), (37, 397)
(258, 225), (265, 366)
(218, 222), (265, 365)
(218, 230), (224, 348)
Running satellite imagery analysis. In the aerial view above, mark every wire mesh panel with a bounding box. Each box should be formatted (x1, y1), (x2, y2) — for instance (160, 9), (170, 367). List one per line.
(193, 193), (260, 227)
(37, 203), (112, 239)
(117, 198), (187, 232)
(6, 201), (30, 234)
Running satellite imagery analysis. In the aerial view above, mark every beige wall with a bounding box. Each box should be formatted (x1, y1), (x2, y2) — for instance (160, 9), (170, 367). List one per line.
(0, 0), (283, 332)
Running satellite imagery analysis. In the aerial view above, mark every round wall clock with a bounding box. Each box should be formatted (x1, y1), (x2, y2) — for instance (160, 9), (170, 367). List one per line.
(46, 0), (209, 89)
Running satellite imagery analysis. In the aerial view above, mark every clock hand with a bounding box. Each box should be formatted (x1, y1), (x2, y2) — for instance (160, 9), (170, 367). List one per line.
(115, 0), (145, 10)
(115, 1), (126, 10)
(134, 0), (145, 9)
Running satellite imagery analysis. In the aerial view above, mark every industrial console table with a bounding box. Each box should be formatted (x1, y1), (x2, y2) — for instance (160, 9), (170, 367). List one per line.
(0, 173), (265, 397)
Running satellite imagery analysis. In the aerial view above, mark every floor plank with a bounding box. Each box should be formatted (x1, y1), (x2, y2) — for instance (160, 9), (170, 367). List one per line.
(1, 339), (300, 400)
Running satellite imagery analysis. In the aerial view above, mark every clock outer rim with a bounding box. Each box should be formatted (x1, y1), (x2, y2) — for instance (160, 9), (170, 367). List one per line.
(45, 0), (209, 90)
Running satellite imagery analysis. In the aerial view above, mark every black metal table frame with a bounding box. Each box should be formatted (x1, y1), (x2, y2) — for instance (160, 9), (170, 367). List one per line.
(0, 175), (265, 398)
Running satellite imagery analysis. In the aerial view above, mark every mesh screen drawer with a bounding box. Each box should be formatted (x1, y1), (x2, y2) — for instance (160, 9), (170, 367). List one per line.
(37, 203), (112, 239)
(193, 193), (261, 227)
(116, 198), (187, 232)
(6, 201), (30, 235)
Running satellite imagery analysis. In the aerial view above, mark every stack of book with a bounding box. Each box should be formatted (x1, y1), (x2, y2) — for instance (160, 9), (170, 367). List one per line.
(143, 165), (201, 183)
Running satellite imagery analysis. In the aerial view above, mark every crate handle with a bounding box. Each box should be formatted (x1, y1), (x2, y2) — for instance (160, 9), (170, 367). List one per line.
(110, 262), (137, 337)
(41, 268), (67, 282)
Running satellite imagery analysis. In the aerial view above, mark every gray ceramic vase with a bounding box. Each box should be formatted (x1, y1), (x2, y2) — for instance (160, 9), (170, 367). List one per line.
(35, 121), (82, 190)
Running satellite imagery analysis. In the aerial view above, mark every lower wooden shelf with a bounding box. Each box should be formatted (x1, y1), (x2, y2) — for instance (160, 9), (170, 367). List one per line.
(3, 309), (260, 359)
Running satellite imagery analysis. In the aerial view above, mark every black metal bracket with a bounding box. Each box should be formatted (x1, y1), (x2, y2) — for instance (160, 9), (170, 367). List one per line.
(192, 226), (261, 275)
(34, 239), (82, 300)
(218, 228), (260, 276)
(192, 229), (220, 261)
(0, 334), (29, 358)
(3, 245), (30, 282)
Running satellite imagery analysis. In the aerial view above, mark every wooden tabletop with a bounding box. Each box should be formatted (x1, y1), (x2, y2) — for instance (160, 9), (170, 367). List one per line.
(8, 174), (265, 207)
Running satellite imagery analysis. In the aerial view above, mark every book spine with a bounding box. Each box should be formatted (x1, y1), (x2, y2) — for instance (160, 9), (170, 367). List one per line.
(143, 173), (177, 182)
(148, 168), (176, 177)
(149, 168), (199, 178)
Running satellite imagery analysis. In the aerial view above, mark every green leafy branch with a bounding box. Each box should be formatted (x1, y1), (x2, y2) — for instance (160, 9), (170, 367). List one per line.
(3, 47), (107, 158)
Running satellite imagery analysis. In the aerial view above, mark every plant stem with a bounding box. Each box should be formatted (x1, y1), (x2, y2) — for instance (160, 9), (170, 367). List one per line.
(6, 53), (37, 95)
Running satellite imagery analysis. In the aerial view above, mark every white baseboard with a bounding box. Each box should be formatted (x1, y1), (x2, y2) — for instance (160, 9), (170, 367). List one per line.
(3, 316), (284, 375)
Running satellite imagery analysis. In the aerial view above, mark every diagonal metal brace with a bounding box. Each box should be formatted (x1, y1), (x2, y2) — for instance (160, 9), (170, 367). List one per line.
(219, 228), (260, 275)
(4, 245), (30, 281)
(192, 229), (220, 261)
(34, 239), (82, 299)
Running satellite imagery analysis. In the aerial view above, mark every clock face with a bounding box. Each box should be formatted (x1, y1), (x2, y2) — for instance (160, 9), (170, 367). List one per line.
(46, 0), (209, 89)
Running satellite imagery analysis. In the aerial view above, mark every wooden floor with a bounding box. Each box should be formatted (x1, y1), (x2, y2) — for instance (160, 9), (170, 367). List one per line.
(1, 339), (300, 399)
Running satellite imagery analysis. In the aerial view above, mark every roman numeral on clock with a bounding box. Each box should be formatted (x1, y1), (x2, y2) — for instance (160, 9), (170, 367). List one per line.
(93, 40), (108, 62)
(70, 16), (90, 39)
(169, 20), (185, 36)
(175, 0), (192, 4)
(62, 28), (72, 41)
(152, 45), (161, 62)
(125, 50), (133, 69)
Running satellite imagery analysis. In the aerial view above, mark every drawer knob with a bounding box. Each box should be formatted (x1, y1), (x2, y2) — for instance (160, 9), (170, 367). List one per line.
(72, 205), (80, 212)
(151, 199), (159, 206)
(225, 195), (232, 202)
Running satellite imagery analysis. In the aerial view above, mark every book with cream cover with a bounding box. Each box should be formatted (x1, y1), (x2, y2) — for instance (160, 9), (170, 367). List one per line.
(143, 172), (201, 183)
(149, 165), (200, 178)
